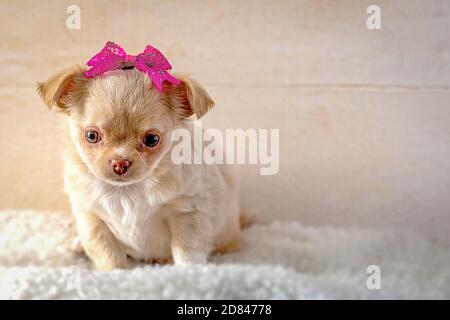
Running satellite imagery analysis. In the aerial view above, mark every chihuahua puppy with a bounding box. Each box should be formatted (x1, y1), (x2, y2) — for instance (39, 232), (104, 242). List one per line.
(37, 65), (241, 271)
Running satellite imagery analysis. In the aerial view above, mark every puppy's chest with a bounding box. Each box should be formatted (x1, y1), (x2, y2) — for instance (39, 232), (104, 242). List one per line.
(95, 184), (171, 258)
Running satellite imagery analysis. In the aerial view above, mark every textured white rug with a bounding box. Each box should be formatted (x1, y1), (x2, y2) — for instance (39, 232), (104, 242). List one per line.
(0, 210), (449, 299)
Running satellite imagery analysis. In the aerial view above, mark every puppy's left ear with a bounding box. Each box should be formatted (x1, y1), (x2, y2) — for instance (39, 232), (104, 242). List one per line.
(36, 65), (87, 114)
(163, 74), (214, 119)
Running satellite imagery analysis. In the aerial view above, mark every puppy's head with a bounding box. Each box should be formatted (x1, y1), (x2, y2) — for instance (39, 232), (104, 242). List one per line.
(37, 66), (214, 185)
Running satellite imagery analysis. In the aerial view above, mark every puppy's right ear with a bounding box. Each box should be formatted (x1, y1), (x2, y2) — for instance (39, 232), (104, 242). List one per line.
(163, 74), (215, 119)
(36, 65), (87, 113)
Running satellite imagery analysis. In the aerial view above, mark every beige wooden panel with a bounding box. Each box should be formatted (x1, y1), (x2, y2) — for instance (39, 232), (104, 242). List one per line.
(204, 86), (450, 242)
(0, 0), (449, 87)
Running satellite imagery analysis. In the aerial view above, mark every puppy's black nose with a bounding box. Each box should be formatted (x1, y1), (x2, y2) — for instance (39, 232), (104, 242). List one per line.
(111, 158), (131, 175)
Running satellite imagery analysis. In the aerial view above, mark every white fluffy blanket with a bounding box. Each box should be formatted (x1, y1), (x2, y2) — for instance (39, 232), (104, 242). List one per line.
(0, 210), (449, 299)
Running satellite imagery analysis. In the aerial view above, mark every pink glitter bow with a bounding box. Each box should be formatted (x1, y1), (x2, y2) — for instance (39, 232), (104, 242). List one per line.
(85, 41), (181, 92)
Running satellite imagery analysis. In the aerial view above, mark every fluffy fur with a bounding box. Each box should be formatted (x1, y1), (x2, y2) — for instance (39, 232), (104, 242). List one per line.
(37, 66), (241, 271)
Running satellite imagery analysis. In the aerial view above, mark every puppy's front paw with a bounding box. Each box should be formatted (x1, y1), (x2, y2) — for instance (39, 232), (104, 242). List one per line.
(71, 236), (84, 254)
(172, 249), (207, 266)
(93, 253), (129, 271)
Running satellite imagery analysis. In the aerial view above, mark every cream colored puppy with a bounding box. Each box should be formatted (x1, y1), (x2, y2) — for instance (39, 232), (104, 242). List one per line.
(37, 66), (241, 271)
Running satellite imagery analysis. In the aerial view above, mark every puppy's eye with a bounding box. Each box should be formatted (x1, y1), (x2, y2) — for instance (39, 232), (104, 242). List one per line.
(143, 133), (160, 148)
(85, 130), (101, 143)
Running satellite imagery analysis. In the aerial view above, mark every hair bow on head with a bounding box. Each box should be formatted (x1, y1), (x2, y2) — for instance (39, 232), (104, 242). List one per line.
(84, 41), (181, 92)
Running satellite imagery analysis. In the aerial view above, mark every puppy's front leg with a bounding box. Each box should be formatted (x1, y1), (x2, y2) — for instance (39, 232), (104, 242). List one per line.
(76, 211), (129, 271)
(167, 212), (212, 266)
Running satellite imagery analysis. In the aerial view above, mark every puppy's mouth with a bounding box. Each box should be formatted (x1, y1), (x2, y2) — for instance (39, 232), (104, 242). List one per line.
(93, 169), (143, 186)
(104, 168), (154, 186)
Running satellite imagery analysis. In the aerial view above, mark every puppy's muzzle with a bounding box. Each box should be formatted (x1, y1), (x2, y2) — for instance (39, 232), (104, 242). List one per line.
(110, 157), (131, 175)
